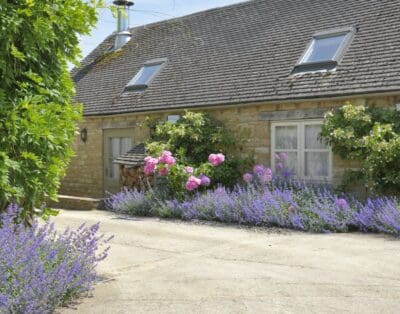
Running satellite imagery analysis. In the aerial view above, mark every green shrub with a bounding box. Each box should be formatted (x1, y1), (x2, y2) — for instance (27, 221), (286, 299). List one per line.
(145, 111), (253, 188)
(321, 102), (400, 192)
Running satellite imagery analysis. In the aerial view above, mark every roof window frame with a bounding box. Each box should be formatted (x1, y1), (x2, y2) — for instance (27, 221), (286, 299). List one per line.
(125, 58), (168, 92)
(293, 26), (356, 74)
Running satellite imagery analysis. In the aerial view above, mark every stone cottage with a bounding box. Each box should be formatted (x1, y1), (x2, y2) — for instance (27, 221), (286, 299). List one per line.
(58, 0), (400, 209)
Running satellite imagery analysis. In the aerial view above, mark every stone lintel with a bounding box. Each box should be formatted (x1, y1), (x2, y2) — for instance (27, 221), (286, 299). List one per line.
(259, 108), (328, 121)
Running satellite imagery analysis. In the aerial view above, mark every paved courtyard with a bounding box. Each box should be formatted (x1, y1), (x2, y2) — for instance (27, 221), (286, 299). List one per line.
(54, 210), (400, 314)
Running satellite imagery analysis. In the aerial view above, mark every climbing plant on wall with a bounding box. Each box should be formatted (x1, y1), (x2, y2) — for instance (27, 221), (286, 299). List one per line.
(0, 0), (104, 218)
(320, 102), (400, 193)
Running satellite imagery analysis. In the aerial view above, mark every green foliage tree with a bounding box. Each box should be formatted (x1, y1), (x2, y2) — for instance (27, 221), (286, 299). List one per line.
(146, 111), (253, 188)
(320, 102), (400, 193)
(0, 0), (103, 218)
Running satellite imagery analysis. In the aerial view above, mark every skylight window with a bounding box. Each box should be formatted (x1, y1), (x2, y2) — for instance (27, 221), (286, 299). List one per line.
(125, 59), (167, 91)
(293, 27), (355, 74)
(302, 34), (347, 63)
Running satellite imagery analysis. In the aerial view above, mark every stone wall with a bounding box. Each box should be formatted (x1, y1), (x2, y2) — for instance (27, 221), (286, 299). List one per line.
(60, 94), (400, 198)
(59, 113), (156, 198)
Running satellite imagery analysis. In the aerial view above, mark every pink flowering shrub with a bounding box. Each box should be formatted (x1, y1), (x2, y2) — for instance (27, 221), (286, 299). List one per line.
(143, 151), (225, 198)
(145, 111), (253, 189)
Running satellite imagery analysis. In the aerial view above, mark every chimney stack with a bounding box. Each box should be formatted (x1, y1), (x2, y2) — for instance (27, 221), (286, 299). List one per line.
(113, 0), (134, 50)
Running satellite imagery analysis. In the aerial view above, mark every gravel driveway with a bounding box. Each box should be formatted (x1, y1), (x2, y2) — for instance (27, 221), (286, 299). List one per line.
(53, 210), (400, 314)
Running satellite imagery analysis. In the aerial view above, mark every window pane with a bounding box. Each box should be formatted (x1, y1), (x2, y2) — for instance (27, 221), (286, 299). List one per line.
(305, 124), (326, 149)
(113, 164), (119, 179)
(168, 115), (180, 123)
(110, 138), (120, 158)
(275, 152), (297, 177)
(120, 137), (132, 154)
(275, 126), (297, 149)
(305, 152), (329, 177)
(129, 64), (162, 86)
(304, 34), (346, 63)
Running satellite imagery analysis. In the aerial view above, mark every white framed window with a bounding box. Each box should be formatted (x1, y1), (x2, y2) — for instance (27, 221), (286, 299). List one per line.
(271, 120), (332, 180)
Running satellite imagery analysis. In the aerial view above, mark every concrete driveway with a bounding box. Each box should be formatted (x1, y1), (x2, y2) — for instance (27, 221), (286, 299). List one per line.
(53, 210), (400, 314)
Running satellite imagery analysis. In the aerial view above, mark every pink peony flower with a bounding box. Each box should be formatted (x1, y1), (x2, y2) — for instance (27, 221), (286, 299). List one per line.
(145, 157), (159, 166)
(184, 166), (194, 174)
(243, 173), (253, 183)
(144, 163), (156, 175)
(158, 166), (169, 176)
(199, 174), (211, 186)
(161, 150), (172, 157)
(185, 176), (202, 191)
(143, 156), (159, 175)
(185, 181), (197, 191)
(208, 153), (225, 166)
(208, 154), (218, 166)
(159, 151), (175, 165)
(253, 164), (265, 174)
(164, 155), (176, 165)
(190, 175), (202, 185)
(216, 153), (225, 163)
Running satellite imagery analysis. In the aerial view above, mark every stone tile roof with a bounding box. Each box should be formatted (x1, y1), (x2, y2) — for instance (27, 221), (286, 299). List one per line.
(113, 143), (145, 166)
(74, 0), (400, 116)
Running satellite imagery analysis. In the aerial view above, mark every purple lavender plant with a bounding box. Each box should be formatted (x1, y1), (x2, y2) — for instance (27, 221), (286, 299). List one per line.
(107, 182), (400, 236)
(0, 205), (112, 313)
(105, 188), (156, 216)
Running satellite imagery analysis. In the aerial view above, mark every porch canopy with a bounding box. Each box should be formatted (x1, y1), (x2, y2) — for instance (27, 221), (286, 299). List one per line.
(113, 143), (146, 167)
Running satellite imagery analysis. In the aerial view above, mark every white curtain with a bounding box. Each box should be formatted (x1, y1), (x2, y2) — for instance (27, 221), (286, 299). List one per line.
(275, 126), (297, 149)
(304, 124), (328, 177)
(305, 152), (329, 177)
(305, 125), (326, 149)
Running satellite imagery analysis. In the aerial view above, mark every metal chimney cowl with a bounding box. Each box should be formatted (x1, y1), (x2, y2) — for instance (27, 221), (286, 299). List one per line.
(113, 0), (134, 50)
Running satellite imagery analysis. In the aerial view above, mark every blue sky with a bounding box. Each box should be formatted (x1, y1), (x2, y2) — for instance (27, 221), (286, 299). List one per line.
(80, 0), (247, 59)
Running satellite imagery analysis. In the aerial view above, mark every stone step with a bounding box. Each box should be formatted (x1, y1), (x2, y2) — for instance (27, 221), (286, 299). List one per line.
(49, 195), (102, 211)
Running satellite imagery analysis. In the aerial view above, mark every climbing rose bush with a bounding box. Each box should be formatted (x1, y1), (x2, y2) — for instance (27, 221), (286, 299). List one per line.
(0, 205), (111, 313)
(143, 151), (225, 198)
